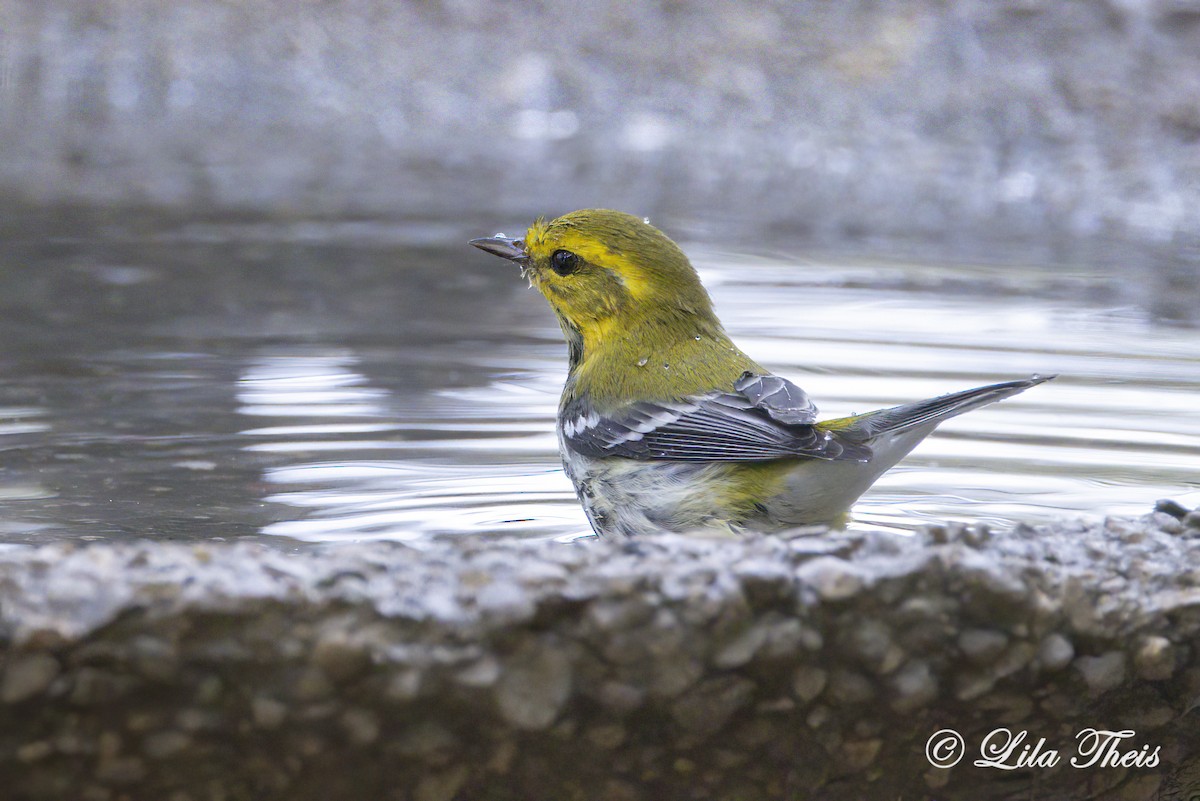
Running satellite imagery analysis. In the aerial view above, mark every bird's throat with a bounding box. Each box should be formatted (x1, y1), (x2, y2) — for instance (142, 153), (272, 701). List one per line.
(555, 312), (586, 373)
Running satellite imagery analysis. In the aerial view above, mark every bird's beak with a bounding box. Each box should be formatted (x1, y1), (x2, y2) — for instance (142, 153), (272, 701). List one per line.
(469, 235), (528, 263)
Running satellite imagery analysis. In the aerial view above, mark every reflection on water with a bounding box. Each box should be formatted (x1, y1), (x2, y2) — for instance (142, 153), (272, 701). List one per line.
(236, 351), (583, 541)
(0, 222), (1196, 545)
(261, 462), (580, 541)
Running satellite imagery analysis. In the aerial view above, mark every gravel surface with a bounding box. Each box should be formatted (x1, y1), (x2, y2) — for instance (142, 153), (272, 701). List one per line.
(1, 505), (1199, 800)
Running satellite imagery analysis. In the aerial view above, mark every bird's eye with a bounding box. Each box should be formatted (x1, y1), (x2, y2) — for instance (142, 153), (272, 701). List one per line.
(550, 249), (580, 276)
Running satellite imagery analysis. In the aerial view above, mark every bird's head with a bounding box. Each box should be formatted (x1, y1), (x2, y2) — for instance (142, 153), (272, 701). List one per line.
(470, 209), (718, 349)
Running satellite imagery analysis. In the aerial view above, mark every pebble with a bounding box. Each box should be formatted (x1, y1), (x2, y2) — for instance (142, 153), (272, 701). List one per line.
(392, 722), (458, 758)
(1, 654), (61, 703)
(55, 731), (90, 755)
(713, 622), (771, 668)
(647, 653), (704, 699)
(732, 559), (795, 603)
(493, 639), (573, 730)
(924, 767), (951, 789)
(312, 633), (371, 684)
(1129, 705), (1175, 728)
(385, 668), (423, 701)
(1075, 652), (1127, 694)
(961, 524), (992, 547)
(955, 671), (996, 701)
(474, 580), (537, 623)
(841, 619), (898, 672)
(669, 675), (755, 736)
(755, 696), (796, 714)
(16, 740), (54, 763)
(758, 617), (814, 659)
(585, 724), (627, 750)
(340, 708), (381, 745)
(977, 692), (1033, 724)
(1116, 775), (1165, 800)
(594, 681), (645, 713)
(1037, 634), (1075, 671)
(957, 629), (1008, 664)
(456, 656), (502, 688)
(1154, 498), (1190, 519)
(175, 708), (220, 732)
(70, 668), (136, 706)
(1133, 635), (1176, 680)
(142, 731), (191, 759)
(128, 636), (179, 681)
(889, 660), (937, 712)
(251, 696), (288, 729)
(795, 557), (865, 601)
(1149, 512), (1182, 536)
(486, 740), (517, 775)
(95, 756), (147, 785)
(194, 675), (222, 705)
(993, 643), (1037, 679)
(840, 738), (882, 770)
(98, 730), (122, 760)
(827, 670), (875, 704)
(792, 666), (828, 703)
(290, 667), (334, 701)
(413, 765), (468, 801)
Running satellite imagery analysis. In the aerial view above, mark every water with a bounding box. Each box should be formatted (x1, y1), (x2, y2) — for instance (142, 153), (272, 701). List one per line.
(0, 214), (1196, 546)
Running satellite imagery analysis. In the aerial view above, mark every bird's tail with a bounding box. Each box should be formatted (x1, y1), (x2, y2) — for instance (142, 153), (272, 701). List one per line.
(819, 374), (1054, 442)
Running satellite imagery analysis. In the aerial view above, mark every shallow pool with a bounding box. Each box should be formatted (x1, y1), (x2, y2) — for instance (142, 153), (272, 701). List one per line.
(0, 214), (1196, 545)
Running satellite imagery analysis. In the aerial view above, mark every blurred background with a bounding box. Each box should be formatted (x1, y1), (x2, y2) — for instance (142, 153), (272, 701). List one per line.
(0, 0), (1197, 545)
(4, 1), (1200, 255)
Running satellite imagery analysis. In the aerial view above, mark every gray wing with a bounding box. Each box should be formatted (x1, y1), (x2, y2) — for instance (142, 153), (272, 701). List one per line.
(733, 372), (819, 424)
(562, 373), (870, 463)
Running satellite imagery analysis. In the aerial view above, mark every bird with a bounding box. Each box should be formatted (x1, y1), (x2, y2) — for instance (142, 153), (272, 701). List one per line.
(470, 209), (1051, 538)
